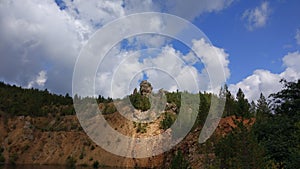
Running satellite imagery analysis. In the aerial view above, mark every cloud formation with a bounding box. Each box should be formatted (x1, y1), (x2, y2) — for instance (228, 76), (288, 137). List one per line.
(164, 0), (234, 20)
(242, 2), (271, 31)
(94, 38), (230, 98)
(229, 51), (300, 101)
(27, 71), (47, 88)
(0, 0), (233, 95)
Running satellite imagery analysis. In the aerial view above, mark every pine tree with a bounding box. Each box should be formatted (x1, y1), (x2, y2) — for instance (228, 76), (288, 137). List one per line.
(249, 101), (256, 115)
(215, 119), (265, 169)
(254, 79), (300, 168)
(221, 84), (236, 117)
(256, 93), (270, 119)
(236, 88), (250, 117)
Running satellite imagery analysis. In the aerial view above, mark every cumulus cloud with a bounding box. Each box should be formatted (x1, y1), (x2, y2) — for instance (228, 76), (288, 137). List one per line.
(28, 70), (47, 88)
(0, 0), (85, 93)
(164, 0), (234, 21)
(229, 51), (300, 101)
(0, 0), (233, 95)
(295, 28), (300, 45)
(0, 0), (127, 94)
(94, 38), (230, 98)
(242, 2), (271, 31)
(191, 39), (230, 91)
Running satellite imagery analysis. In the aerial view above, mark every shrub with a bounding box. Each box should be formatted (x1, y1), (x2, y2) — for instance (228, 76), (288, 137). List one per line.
(160, 112), (175, 130)
(136, 123), (147, 133)
(66, 156), (76, 169)
(9, 153), (18, 165)
(93, 160), (99, 169)
(169, 150), (191, 169)
(0, 154), (5, 163)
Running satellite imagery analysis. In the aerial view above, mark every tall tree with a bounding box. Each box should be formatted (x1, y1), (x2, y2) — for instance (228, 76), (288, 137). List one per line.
(256, 93), (270, 119)
(254, 79), (300, 168)
(221, 84), (236, 117)
(197, 92), (210, 126)
(236, 88), (250, 117)
(215, 119), (265, 169)
(249, 100), (256, 115)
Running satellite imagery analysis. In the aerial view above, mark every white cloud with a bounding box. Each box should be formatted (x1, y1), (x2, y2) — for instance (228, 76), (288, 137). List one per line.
(94, 38), (230, 98)
(242, 2), (271, 31)
(27, 70), (47, 88)
(0, 0), (233, 95)
(0, 0), (127, 94)
(191, 39), (230, 92)
(295, 28), (300, 45)
(65, 0), (125, 29)
(229, 51), (300, 101)
(165, 0), (234, 21)
(0, 0), (82, 92)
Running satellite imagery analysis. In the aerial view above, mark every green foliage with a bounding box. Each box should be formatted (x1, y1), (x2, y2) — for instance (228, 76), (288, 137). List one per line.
(0, 147), (5, 163)
(256, 93), (270, 118)
(197, 92), (211, 126)
(97, 95), (113, 103)
(235, 88), (251, 118)
(66, 156), (76, 169)
(249, 101), (256, 114)
(79, 147), (85, 160)
(166, 91), (181, 112)
(129, 93), (150, 111)
(9, 153), (18, 165)
(169, 150), (191, 169)
(160, 112), (176, 130)
(215, 118), (265, 169)
(0, 81), (74, 117)
(90, 145), (95, 151)
(254, 79), (300, 169)
(136, 123), (147, 133)
(93, 160), (99, 169)
(0, 154), (5, 163)
(220, 84), (237, 117)
(102, 103), (117, 115)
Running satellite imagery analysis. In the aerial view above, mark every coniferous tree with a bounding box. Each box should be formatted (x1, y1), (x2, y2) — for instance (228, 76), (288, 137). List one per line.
(256, 93), (270, 119)
(197, 92), (210, 126)
(249, 100), (256, 115)
(215, 119), (265, 169)
(254, 79), (300, 168)
(236, 88), (250, 117)
(220, 84), (236, 117)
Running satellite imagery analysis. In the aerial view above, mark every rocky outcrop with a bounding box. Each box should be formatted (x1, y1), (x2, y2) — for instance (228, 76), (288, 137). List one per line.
(139, 80), (153, 97)
(165, 102), (177, 113)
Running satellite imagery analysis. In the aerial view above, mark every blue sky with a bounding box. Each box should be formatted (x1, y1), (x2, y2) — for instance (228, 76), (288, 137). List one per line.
(0, 0), (300, 101)
(190, 0), (299, 84)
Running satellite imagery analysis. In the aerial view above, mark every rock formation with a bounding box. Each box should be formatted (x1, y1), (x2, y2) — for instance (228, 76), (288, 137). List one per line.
(139, 80), (153, 97)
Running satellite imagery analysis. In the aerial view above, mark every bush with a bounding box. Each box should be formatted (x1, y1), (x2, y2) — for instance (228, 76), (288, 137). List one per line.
(66, 156), (76, 169)
(9, 153), (18, 165)
(79, 153), (84, 160)
(103, 103), (117, 114)
(129, 93), (150, 111)
(0, 154), (5, 163)
(160, 112), (175, 130)
(136, 123), (147, 133)
(93, 160), (99, 169)
(169, 150), (191, 169)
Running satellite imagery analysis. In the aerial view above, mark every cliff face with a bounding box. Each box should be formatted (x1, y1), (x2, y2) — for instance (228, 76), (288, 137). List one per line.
(0, 114), (164, 168)
(0, 112), (248, 168)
